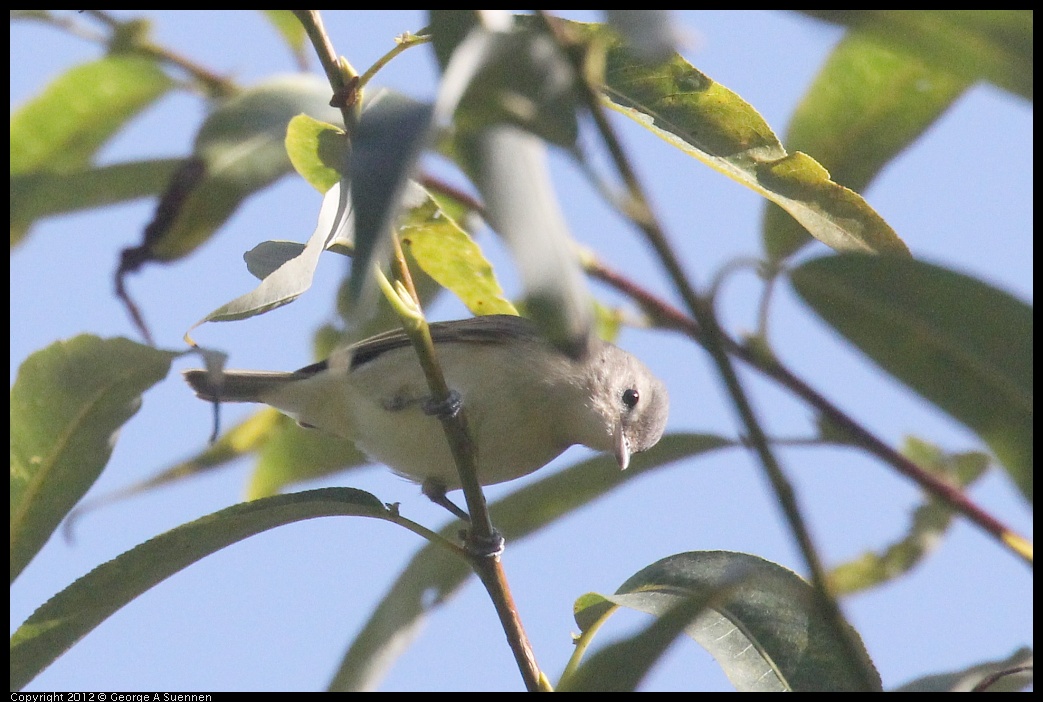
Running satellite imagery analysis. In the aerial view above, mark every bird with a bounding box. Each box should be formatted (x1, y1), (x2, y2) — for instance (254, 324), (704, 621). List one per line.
(183, 314), (669, 497)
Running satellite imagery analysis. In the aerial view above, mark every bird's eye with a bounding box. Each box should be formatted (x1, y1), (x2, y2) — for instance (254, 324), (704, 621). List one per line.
(622, 387), (640, 409)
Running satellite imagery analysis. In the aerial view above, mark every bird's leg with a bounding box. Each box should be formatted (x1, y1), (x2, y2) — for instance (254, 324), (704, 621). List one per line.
(420, 391), (504, 557)
(421, 479), (504, 557)
(465, 529), (505, 558)
(421, 388), (463, 419)
(419, 391), (470, 521)
(422, 478), (471, 522)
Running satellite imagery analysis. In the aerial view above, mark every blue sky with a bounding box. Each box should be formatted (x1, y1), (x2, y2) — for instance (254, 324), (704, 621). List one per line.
(11, 10), (1032, 691)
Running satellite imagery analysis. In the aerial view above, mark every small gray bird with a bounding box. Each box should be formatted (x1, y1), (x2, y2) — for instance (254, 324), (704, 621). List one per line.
(183, 314), (669, 491)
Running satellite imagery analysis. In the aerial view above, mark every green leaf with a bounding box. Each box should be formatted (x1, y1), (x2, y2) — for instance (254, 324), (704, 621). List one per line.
(10, 337), (176, 584)
(565, 552), (881, 692)
(565, 20), (908, 257)
(399, 194), (517, 316)
(827, 437), (990, 595)
(328, 433), (729, 691)
(11, 159), (183, 246)
(10, 488), (390, 691)
(10, 55), (174, 247)
(285, 114), (348, 193)
(10, 56), (172, 175)
(150, 74), (343, 261)
(797, 11), (1033, 101)
(572, 592), (616, 634)
(791, 255), (1032, 502)
(764, 33), (968, 260)
(76, 412), (370, 513)
(70, 405), (370, 509)
(561, 586), (722, 692)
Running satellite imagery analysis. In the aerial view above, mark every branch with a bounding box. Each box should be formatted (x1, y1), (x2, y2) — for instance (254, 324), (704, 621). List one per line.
(537, 11), (881, 690)
(295, 11), (544, 691)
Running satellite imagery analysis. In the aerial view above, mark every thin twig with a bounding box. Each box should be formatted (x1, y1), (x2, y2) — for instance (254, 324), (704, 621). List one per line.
(587, 259), (1033, 565)
(292, 10), (360, 129)
(82, 10), (234, 97)
(970, 664), (1033, 692)
(387, 237), (543, 690)
(387, 238), (496, 543)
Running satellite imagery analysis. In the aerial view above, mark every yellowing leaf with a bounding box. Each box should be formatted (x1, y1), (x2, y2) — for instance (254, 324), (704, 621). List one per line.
(566, 20), (908, 257)
(399, 196), (517, 316)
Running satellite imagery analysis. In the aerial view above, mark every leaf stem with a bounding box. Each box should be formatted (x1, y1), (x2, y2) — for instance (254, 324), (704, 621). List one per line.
(357, 31), (431, 90)
(81, 10), (235, 97)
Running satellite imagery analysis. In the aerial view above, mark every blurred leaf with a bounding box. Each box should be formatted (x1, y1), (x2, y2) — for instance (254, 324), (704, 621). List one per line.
(429, 10), (481, 70)
(249, 420), (371, 499)
(797, 10), (1033, 101)
(565, 552), (881, 692)
(791, 255), (1032, 502)
(285, 114), (348, 193)
(149, 74), (342, 261)
(894, 646), (1033, 692)
(11, 159), (182, 245)
(828, 438), (990, 595)
(606, 10), (680, 64)
(346, 91), (434, 307)
(261, 10), (309, 64)
(71, 408), (371, 511)
(9, 10), (54, 23)
(68, 409), (283, 527)
(764, 33), (968, 260)
(10, 56), (173, 246)
(435, 18), (581, 148)
(10, 56), (172, 176)
(329, 433), (730, 690)
(10, 488), (390, 691)
(399, 193), (517, 316)
(454, 128), (593, 355)
(591, 301), (625, 342)
(433, 17), (593, 350)
(9, 336), (176, 584)
(564, 20), (908, 257)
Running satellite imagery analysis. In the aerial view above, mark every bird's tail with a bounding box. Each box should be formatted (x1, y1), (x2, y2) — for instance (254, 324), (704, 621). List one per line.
(182, 369), (303, 403)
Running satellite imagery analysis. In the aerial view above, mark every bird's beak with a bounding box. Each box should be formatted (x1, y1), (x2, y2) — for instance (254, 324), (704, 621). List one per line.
(614, 425), (631, 471)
